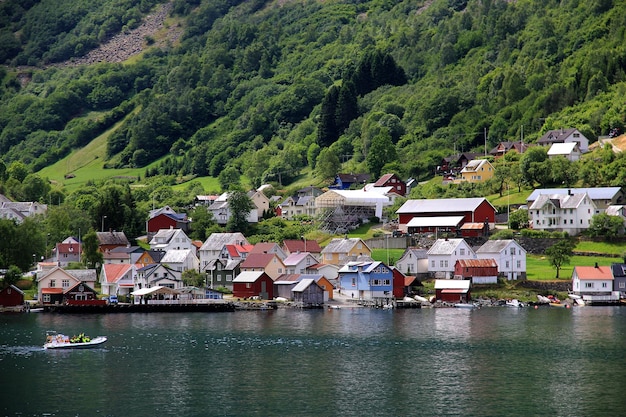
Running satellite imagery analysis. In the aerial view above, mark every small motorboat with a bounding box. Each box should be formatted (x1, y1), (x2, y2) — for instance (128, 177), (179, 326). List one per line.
(43, 331), (107, 349)
(505, 299), (524, 308)
(536, 295), (551, 304)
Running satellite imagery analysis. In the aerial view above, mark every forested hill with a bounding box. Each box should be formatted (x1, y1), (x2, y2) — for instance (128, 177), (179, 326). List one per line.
(1, 0), (626, 189)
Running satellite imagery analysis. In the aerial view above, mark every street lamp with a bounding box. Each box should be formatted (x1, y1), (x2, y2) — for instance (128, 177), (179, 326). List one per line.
(101, 215), (107, 232)
(32, 253), (36, 267)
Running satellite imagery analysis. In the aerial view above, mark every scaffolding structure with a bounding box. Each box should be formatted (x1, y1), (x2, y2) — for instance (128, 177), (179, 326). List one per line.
(315, 190), (389, 234)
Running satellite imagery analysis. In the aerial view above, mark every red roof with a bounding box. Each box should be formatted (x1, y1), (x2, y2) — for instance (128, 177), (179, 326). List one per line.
(574, 266), (613, 280)
(456, 259), (497, 268)
(460, 223), (486, 230)
(374, 173), (398, 186)
(103, 264), (132, 283)
(56, 243), (81, 255)
(241, 253), (278, 268)
(283, 239), (322, 253)
(404, 276), (417, 286)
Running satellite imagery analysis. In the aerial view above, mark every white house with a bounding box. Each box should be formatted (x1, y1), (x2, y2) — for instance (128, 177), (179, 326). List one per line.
(538, 128), (589, 153)
(208, 192), (258, 225)
(395, 248), (429, 277)
(101, 264), (137, 297)
(528, 192), (596, 235)
(149, 228), (194, 253)
(198, 233), (249, 272)
(160, 249), (200, 273)
(427, 238), (476, 279)
(572, 264), (619, 303)
(135, 264), (182, 290)
(282, 252), (318, 274)
(527, 187), (624, 213)
(476, 240), (527, 280)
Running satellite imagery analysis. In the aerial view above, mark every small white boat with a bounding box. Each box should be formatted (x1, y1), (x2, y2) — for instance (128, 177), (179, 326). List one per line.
(414, 295), (430, 303)
(454, 303), (477, 309)
(505, 299), (524, 308)
(568, 293), (585, 306)
(43, 331), (107, 350)
(537, 295), (551, 304)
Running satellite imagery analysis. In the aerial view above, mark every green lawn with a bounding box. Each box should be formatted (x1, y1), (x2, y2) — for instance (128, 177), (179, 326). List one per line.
(526, 254), (620, 280)
(574, 241), (626, 256)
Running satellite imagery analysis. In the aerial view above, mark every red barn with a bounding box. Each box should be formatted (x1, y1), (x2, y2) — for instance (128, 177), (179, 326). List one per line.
(455, 259), (498, 284)
(0, 285), (24, 307)
(396, 198), (496, 233)
(232, 271), (274, 300)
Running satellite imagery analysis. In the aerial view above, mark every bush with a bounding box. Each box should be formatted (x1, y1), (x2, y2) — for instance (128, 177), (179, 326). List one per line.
(490, 229), (514, 240)
(16, 279), (33, 290)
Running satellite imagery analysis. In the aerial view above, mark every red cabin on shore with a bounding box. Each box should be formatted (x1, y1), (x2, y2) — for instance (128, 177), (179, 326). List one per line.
(0, 285), (24, 307)
(232, 271), (274, 300)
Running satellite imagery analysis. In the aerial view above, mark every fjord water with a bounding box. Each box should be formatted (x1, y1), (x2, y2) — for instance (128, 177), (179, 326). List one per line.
(1, 307), (625, 417)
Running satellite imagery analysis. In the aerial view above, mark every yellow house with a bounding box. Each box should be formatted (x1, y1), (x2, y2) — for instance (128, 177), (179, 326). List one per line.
(457, 159), (495, 183)
(320, 238), (372, 265)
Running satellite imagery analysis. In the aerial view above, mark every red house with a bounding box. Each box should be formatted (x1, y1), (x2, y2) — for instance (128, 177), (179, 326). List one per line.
(391, 267), (405, 299)
(232, 271), (274, 300)
(0, 285), (24, 307)
(374, 173), (406, 196)
(396, 198), (496, 234)
(454, 259), (498, 284)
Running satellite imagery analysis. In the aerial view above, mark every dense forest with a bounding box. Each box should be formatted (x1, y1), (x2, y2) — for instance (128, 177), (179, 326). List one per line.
(2, 0), (626, 270)
(2, 0), (626, 184)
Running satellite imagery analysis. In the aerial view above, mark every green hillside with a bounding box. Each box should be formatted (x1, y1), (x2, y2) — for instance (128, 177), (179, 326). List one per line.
(1, 0), (626, 205)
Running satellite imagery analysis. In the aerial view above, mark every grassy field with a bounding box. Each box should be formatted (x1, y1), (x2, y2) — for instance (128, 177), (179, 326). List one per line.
(574, 240), (626, 256)
(526, 254), (620, 280)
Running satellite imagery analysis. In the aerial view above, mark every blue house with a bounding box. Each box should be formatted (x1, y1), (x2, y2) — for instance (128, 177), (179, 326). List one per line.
(338, 261), (393, 301)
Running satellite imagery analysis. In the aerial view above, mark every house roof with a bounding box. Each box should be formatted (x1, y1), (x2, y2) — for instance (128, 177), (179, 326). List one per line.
(456, 259), (497, 268)
(316, 189), (391, 206)
(398, 248), (429, 262)
(292, 278), (318, 292)
(460, 222), (487, 230)
(529, 193), (592, 210)
(233, 271), (266, 283)
(574, 265), (613, 280)
(526, 187), (622, 202)
(200, 233), (248, 251)
(250, 242), (282, 254)
(55, 243), (81, 255)
(321, 238), (370, 254)
(336, 173), (371, 184)
(434, 279), (471, 289)
(407, 216), (464, 228)
(547, 142), (578, 156)
(610, 263), (626, 278)
(161, 249), (194, 263)
(225, 244), (255, 258)
(427, 239), (468, 255)
(338, 261), (386, 273)
(96, 231), (130, 246)
(537, 128), (579, 145)
(476, 240), (524, 254)
(241, 253), (279, 268)
(103, 264), (133, 283)
(460, 159), (491, 173)
(283, 252), (313, 266)
(397, 198), (494, 214)
(283, 239), (322, 253)
(606, 205), (625, 216)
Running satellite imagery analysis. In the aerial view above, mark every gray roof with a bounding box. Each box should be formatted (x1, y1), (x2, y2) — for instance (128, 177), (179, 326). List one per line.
(66, 269), (98, 282)
(397, 198), (492, 214)
(527, 187), (622, 202)
(397, 248), (428, 262)
(321, 238), (369, 254)
(96, 231), (130, 246)
(427, 238), (466, 255)
(200, 233), (248, 251)
(161, 249), (194, 263)
(233, 271), (265, 283)
(476, 240), (525, 254)
(529, 193), (591, 210)
(292, 278), (318, 292)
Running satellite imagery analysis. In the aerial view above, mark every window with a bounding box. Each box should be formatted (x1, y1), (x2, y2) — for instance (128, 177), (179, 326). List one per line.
(351, 278), (356, 287)
(444, 260), (449, 268)
(516, 260), (521, 268)
(602, 282), (608, 288)
(620, 282), (625, 289)
(246, 283), (251, 288)
(43, 294), (50, 302)
(440, 260), (444, 268)
(431, 260), (435, 268)
(62, 279), (70, 288)
(585, 282), (593, 288)
(460, 248), (465, 256)
(50, 280), (56, 288)
(511, 248), (515, 255)
(226, 274), (232, 281)
(505, 261), (510, 268)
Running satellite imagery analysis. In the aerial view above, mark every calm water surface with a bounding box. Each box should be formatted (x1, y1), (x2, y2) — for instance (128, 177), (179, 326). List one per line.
(1, 306), (625, 417)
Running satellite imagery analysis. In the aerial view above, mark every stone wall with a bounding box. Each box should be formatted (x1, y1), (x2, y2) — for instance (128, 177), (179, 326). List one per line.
(518, 280), (571, 292)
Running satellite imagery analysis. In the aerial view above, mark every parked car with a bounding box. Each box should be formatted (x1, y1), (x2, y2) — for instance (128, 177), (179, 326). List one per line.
(106, 295), (118, 304)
